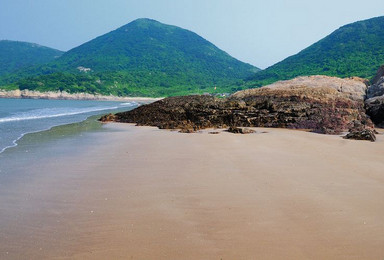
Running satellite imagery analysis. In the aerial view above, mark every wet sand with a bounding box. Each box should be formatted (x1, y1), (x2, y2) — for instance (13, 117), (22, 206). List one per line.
(0, 123), (384, 259)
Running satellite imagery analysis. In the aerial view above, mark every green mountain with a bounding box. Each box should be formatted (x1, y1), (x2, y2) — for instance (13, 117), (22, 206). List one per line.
(246, 16), (384, 87)
(2, 19), (258, 97)
(0, 40), (63, 76)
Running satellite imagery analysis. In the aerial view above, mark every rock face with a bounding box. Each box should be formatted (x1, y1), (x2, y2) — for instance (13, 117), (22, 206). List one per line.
(365, 66), (384, 127)
(103, 76), (373, 135)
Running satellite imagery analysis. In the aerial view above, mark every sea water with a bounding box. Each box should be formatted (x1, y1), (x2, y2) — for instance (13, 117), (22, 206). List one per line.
(0, 98), (138, 154)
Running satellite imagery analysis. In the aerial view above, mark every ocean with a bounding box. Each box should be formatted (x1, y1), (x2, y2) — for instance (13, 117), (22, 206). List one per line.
(0, 98), (138, 154)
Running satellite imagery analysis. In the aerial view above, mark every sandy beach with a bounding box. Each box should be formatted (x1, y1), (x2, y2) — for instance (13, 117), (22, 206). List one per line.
(0, 123), (383, 259)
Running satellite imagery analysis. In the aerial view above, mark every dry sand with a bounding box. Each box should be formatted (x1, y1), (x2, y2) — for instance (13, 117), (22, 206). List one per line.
(0, 124), (384, 259)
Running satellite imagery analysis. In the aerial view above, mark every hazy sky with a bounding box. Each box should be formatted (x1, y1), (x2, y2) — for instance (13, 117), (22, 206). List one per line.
(1, 0), (384, 68)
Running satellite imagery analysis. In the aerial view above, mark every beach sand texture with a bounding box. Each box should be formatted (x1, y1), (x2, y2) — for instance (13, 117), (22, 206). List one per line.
(0, 123), (383, 259)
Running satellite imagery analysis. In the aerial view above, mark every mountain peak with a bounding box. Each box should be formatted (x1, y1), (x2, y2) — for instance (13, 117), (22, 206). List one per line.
(131, 18), (160, 25)
(119, 18), (176, 32)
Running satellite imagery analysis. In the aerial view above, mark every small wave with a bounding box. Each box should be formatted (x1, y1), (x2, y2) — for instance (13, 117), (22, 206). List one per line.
(0, 133), (26, 154)
(0, 103), (136, 123)
(0, 119), (84, 154)
(120, 102), (139, 106)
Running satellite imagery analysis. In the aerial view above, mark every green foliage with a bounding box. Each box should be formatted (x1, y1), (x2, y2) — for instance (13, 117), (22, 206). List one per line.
(245, 16), (384, 87)
(6, 71), (239, 97)
(0, 40), (63, 77)
(0, 19), (258, 97)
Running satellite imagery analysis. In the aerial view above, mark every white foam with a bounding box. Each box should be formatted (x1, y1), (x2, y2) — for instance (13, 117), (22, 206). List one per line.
(120, 102), (138, 106)
(0, 102), (136, 123)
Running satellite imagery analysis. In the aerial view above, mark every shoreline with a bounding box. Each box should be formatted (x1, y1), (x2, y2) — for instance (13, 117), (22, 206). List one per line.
(0, 114), (104, 156)
(0, 98), (144, 154)
(0, 88), (161, 102)
(0, 123), (383, 259)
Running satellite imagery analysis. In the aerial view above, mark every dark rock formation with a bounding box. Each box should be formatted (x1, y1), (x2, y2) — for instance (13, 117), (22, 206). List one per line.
(99, 113), (117, 122)
(227, 127), (255, 134)
(113, 95), (225, 131)
(367, 77), (384, 99)
(365, 97), (384, 127)
(344, 129), (376, 142)
(343, 121), (376, 142)
(365, 66), (384, 126)
(101, 76), (373, 135)
(343, 129), (376, 141)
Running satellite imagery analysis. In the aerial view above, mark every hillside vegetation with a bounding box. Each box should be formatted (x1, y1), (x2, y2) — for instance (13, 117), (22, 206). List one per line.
(0, 40), (63, 76)
(1, 19), (258, 97)
(245, 16), (384, 87)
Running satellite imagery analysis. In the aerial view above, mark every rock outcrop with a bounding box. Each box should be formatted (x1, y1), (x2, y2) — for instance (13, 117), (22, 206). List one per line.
(343, 121), (376, 142)
(102, 76), (373, 135)
(227, 127), (255, 134)
(100, 113), (117, 122)
(344, 128), (377, 142)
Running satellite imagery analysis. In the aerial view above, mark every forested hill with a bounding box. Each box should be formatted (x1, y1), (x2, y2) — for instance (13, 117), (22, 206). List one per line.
(246, 16), (384, 87)
(2, 19), (258, 97)
(0, 40), (63, 76)
(56, 18), (257, 76)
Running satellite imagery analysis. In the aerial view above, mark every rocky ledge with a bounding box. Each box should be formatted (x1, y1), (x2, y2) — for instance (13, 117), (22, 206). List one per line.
(101, 75), (375, 139)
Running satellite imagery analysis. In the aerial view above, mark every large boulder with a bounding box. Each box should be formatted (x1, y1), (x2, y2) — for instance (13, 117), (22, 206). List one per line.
(241, 75), (368, 101)
(365, 96), (384, 127)
(102, 76), (372, 134)
(232, 76), (371, 134)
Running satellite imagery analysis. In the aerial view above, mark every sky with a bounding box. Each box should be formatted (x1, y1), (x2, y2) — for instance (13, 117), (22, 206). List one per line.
(1, 0), (384, 69)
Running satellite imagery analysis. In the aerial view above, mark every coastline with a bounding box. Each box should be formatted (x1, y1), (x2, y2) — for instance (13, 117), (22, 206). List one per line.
(0, 114), (104, 155)
(0, 123), (383, 259)
(0, 97), (146, 155)
(0, 88), (161, 102)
